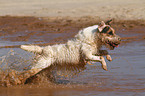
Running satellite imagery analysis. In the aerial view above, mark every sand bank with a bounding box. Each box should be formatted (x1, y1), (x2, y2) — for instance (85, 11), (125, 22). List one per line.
(0, 0), (145, 20)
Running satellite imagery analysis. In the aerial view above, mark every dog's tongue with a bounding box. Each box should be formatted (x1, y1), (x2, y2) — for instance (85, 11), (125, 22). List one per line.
(116, 45), (119, 47)
(111, 43), (119, 48)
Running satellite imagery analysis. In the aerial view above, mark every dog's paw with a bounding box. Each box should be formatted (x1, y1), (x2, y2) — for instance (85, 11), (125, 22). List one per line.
(102, 64), (108, 71)
(106, 55), (112, 62)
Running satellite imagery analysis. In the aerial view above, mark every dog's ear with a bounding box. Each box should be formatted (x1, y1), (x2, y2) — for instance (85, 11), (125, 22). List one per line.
(98, 21), (106, 32)
(105, 19), (113, 25)
(98, 21), (105, 27)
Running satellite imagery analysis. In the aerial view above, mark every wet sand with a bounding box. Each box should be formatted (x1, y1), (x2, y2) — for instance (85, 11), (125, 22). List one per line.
(0, 16), (145, 96)
(1, 0), (145, 20)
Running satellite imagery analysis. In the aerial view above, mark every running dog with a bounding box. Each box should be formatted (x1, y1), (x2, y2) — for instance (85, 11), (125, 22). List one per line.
(1, 20), (121, 86)
(21, 20), (121, 72)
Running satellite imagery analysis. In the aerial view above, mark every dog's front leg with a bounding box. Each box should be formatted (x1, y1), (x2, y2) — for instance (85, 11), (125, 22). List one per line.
(98, 50), (112, 61)
(100, 56), (107, 71)
(82, 45), (107, 70)
(85, 53), (102, 62)
(85, 53), (108, 71)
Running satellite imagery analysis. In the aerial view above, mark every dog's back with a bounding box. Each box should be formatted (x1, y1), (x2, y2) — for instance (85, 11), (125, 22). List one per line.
(42, 40), (82, 65)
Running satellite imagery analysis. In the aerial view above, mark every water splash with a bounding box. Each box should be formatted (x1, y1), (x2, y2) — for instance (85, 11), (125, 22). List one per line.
(0, 49), (34, 71)
(0, 50), (86, 86)
(0, 50), (39, 86)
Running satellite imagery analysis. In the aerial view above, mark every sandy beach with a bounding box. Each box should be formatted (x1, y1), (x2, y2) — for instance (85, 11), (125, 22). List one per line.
(0, 0), (145, 20)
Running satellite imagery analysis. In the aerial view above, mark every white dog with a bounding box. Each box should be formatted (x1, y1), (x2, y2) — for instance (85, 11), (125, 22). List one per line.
(21, 20), (121, 72)
(1, 20), (121, 86)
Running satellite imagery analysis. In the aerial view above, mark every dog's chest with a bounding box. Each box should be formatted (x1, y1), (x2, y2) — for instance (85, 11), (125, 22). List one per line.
(85, 43), (98, 54)
(91, 45), (98, 54)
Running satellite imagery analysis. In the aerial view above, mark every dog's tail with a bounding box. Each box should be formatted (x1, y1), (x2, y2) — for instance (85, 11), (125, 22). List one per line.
(20, 45), (43, 54)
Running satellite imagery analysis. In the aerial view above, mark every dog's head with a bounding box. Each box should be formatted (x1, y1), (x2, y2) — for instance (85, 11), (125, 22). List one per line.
(97, 20), (121, 50)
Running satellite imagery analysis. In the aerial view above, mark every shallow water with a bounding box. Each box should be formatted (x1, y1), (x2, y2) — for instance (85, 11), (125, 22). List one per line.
(0, 27), (145, 96)
(0, 42), (145, 95)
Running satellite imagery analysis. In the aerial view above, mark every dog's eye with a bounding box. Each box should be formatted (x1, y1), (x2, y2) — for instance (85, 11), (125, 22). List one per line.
(102, 26), (110, 33)
(108, 31), (113, 35)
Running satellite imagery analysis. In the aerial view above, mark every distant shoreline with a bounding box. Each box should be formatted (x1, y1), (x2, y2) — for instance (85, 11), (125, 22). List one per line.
(0, 0), (145, 20)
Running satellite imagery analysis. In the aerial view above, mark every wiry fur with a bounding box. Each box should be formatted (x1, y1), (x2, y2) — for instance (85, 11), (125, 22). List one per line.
(21, 21), (121, 72)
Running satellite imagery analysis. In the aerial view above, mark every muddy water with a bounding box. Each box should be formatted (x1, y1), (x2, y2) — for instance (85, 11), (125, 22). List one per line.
(0, 17), (145, 96)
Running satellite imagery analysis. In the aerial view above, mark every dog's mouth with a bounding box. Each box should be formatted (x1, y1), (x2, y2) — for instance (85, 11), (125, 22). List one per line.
(106, 40), (120, 50)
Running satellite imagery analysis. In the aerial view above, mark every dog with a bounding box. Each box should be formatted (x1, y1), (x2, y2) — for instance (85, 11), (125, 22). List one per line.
(1, 20), (121, 86)
(21, 20), (121, 73)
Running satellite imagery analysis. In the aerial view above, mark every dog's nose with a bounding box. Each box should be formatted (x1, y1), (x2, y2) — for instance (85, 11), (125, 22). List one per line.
(115, 35), (121, 41)
(118, 38), (121, 41)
